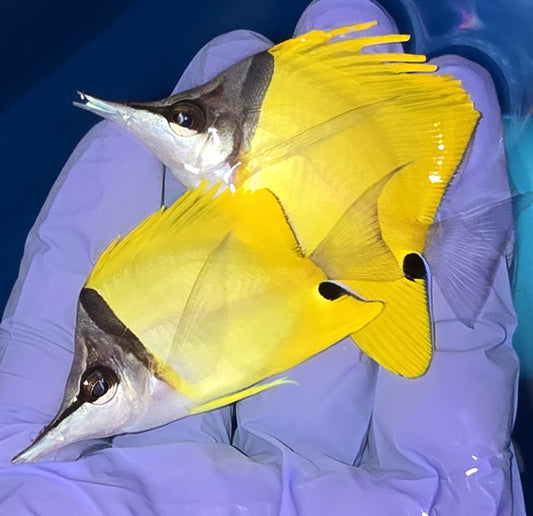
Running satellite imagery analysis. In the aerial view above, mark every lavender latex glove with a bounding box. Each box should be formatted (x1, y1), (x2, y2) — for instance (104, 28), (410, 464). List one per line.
(0, 1), (525, 515)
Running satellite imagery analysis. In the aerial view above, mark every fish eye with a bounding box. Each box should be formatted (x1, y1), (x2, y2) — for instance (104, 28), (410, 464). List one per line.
(168, 101), (205, 136)
(80, 367), (119, 405)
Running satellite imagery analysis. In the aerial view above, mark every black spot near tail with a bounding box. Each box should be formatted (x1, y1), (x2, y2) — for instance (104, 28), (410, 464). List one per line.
(318, 281), (347, 300)
(403, 253), (427, 281)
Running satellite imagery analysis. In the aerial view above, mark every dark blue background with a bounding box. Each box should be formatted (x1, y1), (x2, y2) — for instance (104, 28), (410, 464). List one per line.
(1, 0), (532, 510)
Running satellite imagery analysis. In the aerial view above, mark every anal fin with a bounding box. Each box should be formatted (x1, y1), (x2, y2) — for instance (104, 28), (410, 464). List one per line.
(348, 277), (432, 378)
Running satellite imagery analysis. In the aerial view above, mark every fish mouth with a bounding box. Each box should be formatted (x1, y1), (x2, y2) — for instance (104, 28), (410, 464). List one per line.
(12, 427), (58, 464)
(74, 92), (133, 120)
(11, 398), (83, 464)
(74, 92), (170, 119)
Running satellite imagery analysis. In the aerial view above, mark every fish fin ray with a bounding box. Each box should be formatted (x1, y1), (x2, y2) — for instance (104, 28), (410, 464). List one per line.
(86, 182), (217, 288)
(426, 194), (530, 326)
(237, 24), (478, 186)
(234, 24), (479, 256)
(310, 166), (406, 280)
(348, 277), (432, 378)
(166, 232), (237, 380)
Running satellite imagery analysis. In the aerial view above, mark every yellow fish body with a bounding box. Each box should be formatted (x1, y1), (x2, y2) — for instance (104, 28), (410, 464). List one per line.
(235, 25), (478, 376)
(77, 23), (480, 378)
(14, 181), (389, 463)
(85, 185), (384, 402)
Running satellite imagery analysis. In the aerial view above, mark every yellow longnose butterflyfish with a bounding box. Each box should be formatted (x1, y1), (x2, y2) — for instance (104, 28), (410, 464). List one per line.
(14, 174), (405, 463)
(76, 23), (481, 379)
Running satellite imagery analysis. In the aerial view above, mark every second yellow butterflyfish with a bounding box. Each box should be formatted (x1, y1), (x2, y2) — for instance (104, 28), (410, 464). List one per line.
(14, 177), (395, 463)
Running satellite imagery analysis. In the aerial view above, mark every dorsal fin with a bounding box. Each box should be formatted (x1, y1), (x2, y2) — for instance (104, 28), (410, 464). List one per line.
(85, 185), (303, 364)
(86, 182), (216, 288)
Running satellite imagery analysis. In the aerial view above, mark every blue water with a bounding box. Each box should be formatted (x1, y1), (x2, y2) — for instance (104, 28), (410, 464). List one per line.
(0, 0), (311, 313)
(1, 0), (532, 509)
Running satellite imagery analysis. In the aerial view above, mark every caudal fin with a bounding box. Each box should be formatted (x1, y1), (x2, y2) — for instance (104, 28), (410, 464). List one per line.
(426, 193), (533, 326)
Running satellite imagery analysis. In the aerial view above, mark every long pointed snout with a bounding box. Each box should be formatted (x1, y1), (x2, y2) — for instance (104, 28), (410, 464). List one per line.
(13, 427), (65, 464)
(74, 88), (240, 190)
(74, 92), (140, 124)
(12, 398), (86, 464)
(74, 91), (223, 190)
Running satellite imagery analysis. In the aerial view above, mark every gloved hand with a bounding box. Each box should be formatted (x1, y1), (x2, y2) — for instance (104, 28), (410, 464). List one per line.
(0, 0), (525, 514)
